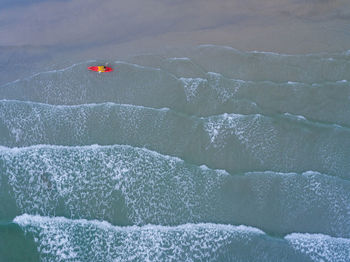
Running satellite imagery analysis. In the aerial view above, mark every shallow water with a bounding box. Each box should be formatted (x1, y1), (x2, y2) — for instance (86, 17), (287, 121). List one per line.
(0, 45), (350, 261)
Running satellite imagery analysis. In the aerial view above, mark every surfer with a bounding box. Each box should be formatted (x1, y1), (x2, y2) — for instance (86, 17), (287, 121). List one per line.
(98, 66), (107, 72)
(88, 65), (114, 73)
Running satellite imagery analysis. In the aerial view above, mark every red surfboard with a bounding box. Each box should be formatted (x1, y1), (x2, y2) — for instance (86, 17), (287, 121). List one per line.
(88, 66), (114, 73)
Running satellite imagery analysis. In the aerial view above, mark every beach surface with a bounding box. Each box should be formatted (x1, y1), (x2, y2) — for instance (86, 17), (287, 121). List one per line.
(1, 1), (350, 261)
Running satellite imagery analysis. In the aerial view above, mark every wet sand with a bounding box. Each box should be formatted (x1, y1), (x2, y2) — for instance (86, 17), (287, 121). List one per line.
(1, 0), (350, 53)
(1, 0), (350, 84)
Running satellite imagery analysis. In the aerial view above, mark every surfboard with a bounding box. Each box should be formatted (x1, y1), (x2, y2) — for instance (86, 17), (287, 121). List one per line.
(88, 66), (114, 73)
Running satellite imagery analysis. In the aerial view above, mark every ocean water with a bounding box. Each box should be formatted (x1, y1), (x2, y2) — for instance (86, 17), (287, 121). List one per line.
(1, 45), (350, 261)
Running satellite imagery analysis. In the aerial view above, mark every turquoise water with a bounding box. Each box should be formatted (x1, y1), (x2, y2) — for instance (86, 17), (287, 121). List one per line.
(1, 45), (350, 261)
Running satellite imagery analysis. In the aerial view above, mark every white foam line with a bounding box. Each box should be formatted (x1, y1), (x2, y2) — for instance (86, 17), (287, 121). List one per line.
(14, 213), (265, 234)
(204, 110), (349, 131)
(285, 232), (350, 242)
(204, 71), (347, 86)
(250, 50), (295, 57)
(14, 214), (350, 242)
(221, 73), (349, 86)
(282, 112), (350, 130)
(199, 44), (293, 56)
(0, 142), (190, 165)
(0, 99), (171, 113)
(2, 98), (348, 131)
(3, 143), (348, 183)
(2, 97), (350, 133)
(287, 81), (300, 85)
(198, 44), (343, 57)
(0, 143), (229, 174)
(246, 170), (350, 183)
(198, 44), (240, 52)
(283, 112), (307, 121)
(40, 60), (97, 75)
(0, 60), (97, 89)
(167, 57), (190, 61)
(114, 60), (161, 71)
(13, 214), (350, 262)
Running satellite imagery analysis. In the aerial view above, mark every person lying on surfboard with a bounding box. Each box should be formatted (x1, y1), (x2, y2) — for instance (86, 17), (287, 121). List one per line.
(98, 66), (107, 72)
(87, 65), (114, 73)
